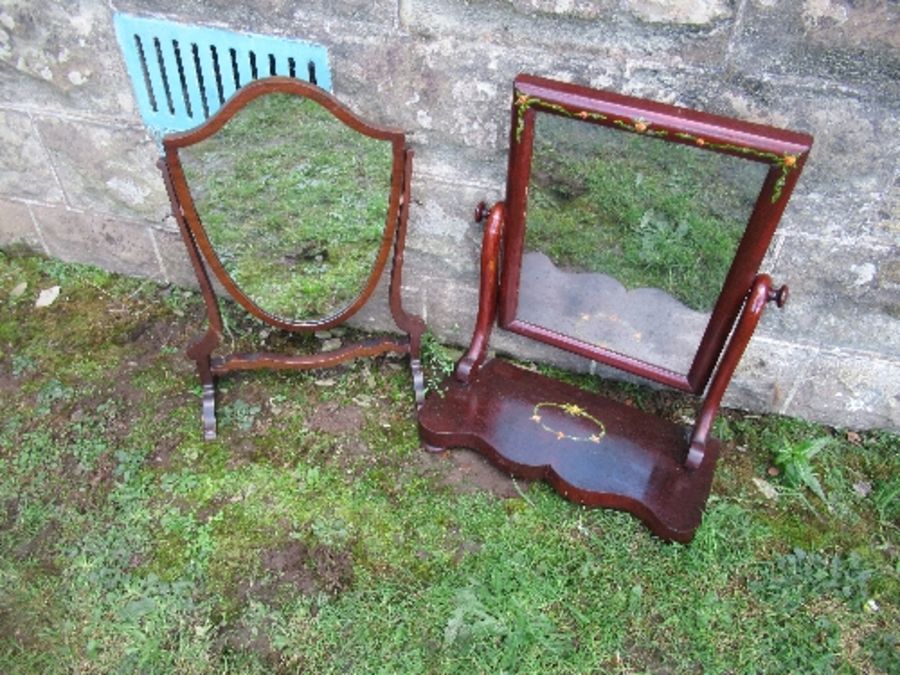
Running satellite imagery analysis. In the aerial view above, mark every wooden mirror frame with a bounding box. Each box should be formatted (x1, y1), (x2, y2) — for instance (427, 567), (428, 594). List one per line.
(418, 74), (812, 542)
(500, 74), (813, 394)
(160, 77), (425, 440)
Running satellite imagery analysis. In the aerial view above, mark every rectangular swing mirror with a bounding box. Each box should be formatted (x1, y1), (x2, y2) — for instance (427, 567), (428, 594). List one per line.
(500, 75), (812, 393)
(418, 74), (812, 542)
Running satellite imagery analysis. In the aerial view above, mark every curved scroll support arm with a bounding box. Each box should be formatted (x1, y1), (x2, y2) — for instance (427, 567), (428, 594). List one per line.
(685, 274), (788, 470)
(455, 201), (506, 383)
(390, 148), (427, 407)
(158, 158), (225, 337)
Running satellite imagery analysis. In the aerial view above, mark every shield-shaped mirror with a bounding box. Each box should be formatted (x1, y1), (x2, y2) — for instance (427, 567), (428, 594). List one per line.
(160, 77), (424, 439)
(500, 75), (812, 394)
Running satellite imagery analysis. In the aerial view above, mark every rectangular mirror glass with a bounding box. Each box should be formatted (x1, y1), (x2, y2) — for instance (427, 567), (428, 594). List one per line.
(499, 75), (812, 392)
(518, 112), (769, 375)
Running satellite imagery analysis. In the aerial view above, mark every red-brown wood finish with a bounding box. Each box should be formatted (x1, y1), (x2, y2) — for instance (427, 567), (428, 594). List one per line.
(455, 202), (506, 383)
(418, 74), (810, 541)
(163, 77), (405, 333)
(160, 77), (425, 439)
(419, 359), (720, 543)
(685, 275), (787, 469)
(499, 73), (812, 394)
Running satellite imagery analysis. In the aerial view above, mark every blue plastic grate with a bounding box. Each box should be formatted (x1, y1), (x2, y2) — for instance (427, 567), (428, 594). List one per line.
(114, 13), (332, 139)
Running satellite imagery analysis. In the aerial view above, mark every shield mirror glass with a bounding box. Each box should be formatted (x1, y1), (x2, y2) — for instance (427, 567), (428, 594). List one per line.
(516, 111), (770, 376)
(177, 92), (394, 323)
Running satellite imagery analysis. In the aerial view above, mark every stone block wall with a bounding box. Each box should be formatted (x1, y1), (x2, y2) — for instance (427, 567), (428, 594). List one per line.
(1, 0), (897, 431)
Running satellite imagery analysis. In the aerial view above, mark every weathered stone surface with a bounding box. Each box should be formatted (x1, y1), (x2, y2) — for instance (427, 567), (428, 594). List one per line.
(674, 78), (900, 241)
(0, 109), (63, 203)
(33, 205), (163, 280)
(33, 116), (168, 221)
(150, 227), (198, 289)
(723, 337), (812, 414)
(625, 0), (732, 25)
(405, 179), (498, 273)
(0, 198), (42, 252)
(331, 36), (514, 151)
(858, 171), (899, 248)
(765, 235), (900, 355)
(505, 0), (615, 20)
(331, 34), (651, 155)
(787, 94), (898, 242)
(115, 0), (400, 31)
(0, 0), (136, 118)
(730, 0), (900, 90)
(401, 1), (732, 70)
(785, 350), (900, 431)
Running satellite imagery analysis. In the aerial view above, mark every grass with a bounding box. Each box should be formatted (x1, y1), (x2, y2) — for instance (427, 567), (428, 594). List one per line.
(526, 113), (769, 312)
(0, 250), (898, 673)
(181, 93), (393, 321)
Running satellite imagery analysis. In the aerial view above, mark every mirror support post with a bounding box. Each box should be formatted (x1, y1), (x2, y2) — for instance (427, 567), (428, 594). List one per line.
(455, 201), (506, 383)
(686, 275), (788, 470)
(159, 158), (224, 439)
(390, 148), (427, 406)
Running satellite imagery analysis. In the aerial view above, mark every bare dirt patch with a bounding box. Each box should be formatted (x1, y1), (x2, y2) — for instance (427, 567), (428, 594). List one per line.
(214, 617), (279, 666)
(416, 448), (530, 499)
(306, 402), (365, 435)
(256, 540), (354, 598)
(1, 498), (19, 531)
(0, 371), (18, 394)
(13, 519), (61, 569)
(147, 439), (178, 470)
(56, 450), (117, 513)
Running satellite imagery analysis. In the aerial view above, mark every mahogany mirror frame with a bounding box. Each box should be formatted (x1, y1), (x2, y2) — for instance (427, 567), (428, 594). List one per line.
(159, 77), (425, 440)
(499, 74), (813, 394)
(418, 74), (813, 542)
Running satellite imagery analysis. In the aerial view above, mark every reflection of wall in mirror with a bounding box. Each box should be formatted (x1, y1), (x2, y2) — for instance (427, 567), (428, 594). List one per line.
(518, 251), (709, 375)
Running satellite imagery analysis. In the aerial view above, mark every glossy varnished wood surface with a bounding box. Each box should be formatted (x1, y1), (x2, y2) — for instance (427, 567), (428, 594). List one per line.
(419, 359), (720, 542)
(163, 76), (407, 333)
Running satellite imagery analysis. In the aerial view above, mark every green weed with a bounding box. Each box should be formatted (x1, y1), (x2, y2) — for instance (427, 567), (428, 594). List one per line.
(220, 399), (262, 432)
(772, 436), (833, 507)
(420, 329), (458, 392)
(0, 252), (897, 673)
(751, 547), (874, 611)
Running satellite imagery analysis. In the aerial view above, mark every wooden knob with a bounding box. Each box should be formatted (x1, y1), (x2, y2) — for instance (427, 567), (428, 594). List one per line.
(768, 284), (789, 308)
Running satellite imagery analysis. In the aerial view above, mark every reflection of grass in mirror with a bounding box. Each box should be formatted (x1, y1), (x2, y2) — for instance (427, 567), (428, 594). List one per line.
(526, 115), (768, 312)
(181, 93), (393, 320)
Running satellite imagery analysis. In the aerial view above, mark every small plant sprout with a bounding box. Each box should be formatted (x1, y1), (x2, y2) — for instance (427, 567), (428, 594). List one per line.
(771, 436), (833, 511)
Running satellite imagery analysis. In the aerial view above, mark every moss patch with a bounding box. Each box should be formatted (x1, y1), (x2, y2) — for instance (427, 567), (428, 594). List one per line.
(0, 251), (897, 673)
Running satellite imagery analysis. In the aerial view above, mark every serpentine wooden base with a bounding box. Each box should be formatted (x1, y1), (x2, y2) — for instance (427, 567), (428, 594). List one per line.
(418, 358), (720, 543)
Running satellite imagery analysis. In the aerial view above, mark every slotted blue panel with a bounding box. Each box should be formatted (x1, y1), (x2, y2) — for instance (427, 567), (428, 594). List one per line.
(113, 13), (332, 139)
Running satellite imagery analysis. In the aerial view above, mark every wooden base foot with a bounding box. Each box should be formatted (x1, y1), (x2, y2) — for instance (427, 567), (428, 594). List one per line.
(418, 359), (720, 542)
(201, 383), (217, 440)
